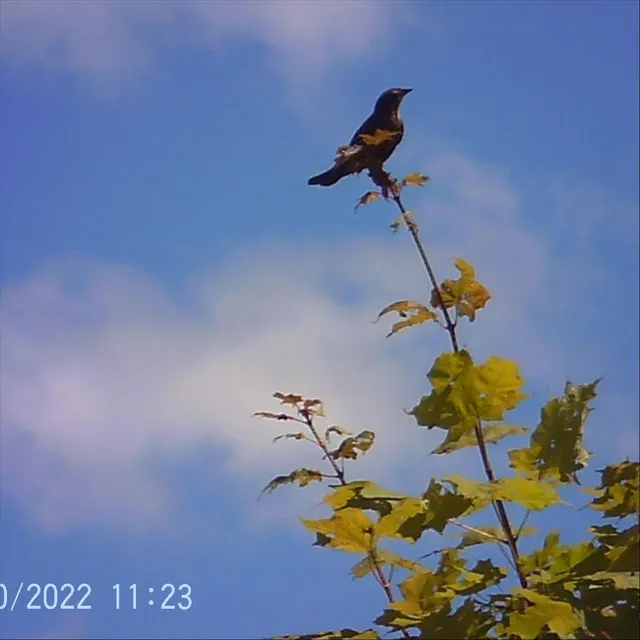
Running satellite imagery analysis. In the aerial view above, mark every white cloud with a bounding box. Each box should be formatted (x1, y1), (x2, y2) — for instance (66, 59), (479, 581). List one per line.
(0, 242), (434, 533)
(0, 0), (409, 91)
(1, 153), (633, 534)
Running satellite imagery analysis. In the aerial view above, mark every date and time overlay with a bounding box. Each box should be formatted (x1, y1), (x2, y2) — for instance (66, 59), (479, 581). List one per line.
(0, 583), (192, 612)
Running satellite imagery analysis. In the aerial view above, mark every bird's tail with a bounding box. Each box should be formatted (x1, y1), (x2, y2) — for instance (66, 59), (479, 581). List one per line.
(307, 165), (347, 187)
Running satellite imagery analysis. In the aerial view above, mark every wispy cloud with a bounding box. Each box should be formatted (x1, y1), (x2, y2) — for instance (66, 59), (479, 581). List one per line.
(0, 153), (633, 533)
(0, 0), (409, 92)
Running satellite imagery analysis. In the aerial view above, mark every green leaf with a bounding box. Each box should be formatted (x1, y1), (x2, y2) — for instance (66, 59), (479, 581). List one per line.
(374, 479), (475, 543)
(466, 558), (508, 591)
(374, 607), (422, 630)
(275, 629), (379, 640)
(509, 379), (600, 483)
(412, 351), (527, 441)
(518, 530), (618, 592)
(578, 569), (639, 590)
(604, 523), (639, 572)
(442, 475), (494, 514)
(376, 550), (506, 631)
(588, 460), (639, 518)
(587, 522), (640, 573)
(442, 475), (561, 512)
(421, 479), (475, 531)
(411, 351), (472, 430)
(376, 497), (428, 542)
(491, 477), (564, 510)
(417, 598), (496, 640)
(395, 563), (457, 615)
(507, 588), (583, 639)
(353, 430), (375, 453)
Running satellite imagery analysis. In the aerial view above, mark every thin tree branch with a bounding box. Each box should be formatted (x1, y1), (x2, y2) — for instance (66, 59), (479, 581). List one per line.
(448, 519), (508, 544)
(371, 171), (528, 590)
(299, 406), (412, 640)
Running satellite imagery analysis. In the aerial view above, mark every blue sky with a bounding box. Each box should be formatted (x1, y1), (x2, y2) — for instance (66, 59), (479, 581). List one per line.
(0, 1), (638, 638)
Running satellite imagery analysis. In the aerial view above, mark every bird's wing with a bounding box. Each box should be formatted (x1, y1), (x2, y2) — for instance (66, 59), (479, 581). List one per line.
(349, 112), (376, 146)
(329, 143), (368, 177)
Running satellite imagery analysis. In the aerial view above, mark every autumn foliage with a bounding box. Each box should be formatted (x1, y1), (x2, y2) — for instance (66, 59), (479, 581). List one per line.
(254, 171), (639, 640)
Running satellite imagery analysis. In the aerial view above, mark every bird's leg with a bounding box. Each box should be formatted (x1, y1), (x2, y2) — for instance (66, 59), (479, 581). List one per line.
(368, 166), (396, 199)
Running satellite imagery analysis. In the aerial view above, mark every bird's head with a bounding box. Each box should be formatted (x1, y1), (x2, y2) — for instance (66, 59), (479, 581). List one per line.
(374, 87), (412, 112)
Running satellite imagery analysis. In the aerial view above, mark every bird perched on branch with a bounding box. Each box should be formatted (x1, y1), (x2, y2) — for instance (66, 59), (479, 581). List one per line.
(308, 87), (412, 187)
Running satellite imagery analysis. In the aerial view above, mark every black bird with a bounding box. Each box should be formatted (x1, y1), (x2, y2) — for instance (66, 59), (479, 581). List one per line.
(308, 87), (412, 187)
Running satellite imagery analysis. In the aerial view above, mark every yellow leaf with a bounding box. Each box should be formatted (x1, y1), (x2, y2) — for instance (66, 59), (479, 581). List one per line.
(355, 191), (381, 210)
(376, 300), (437, 337)
(402, 172), (430, 187)
(303, 397), (323, 411)
(271, 393), (324, 419)
(454, 258), (474, 279)
(301, 509), (375, 553)
(261, 468), (323, 496)
(325, 425), (351, 443)
(430, 258), (491, 322)
(273, 432), (306, 442)
(273, 392), (303, 406)
(474, 356), (528, 420)
(253, 411), (292, 421)
(390, 215), (403, 231)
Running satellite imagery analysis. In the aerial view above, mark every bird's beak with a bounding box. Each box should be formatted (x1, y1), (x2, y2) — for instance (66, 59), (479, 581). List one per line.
(400, 88), (413, 96)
